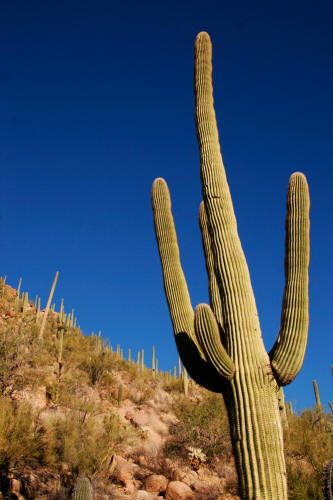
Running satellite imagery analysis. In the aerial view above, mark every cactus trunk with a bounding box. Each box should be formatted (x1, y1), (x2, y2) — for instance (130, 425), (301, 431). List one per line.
(223, 376), (286, 497)
(151, 32), (310, 499)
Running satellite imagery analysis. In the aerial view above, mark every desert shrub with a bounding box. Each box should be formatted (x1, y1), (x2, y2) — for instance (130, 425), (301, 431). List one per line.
(0, 398), (46, 472)
(43, 409), (138, 475)
(79, 350), (115, 386)
(127, 379), (155, 405)
(285, 407), (333, 499)
(161, 377), (184, 394)
(164, 392), (231, 465)
(0, 325), (28, 394)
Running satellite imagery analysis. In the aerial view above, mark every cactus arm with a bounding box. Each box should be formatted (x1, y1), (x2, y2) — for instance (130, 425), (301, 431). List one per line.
(199, 201), (224, 331)
(151, 178), (195, 339)
(151, 177), (228, 391)
(269, 173), (310, 385)
(194, 303), (235, 379)
(195, 32), (261, 347)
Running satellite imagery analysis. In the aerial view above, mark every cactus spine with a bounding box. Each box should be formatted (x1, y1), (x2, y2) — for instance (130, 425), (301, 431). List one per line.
(72, 475), (93, 500)
(151, 32), (310, 499)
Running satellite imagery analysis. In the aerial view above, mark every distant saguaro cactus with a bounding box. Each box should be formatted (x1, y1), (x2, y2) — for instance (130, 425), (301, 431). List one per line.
(118, 383), (123, 407)
(72, 475), (93, 500)
(39, 271), (59, 340)
(151, 32), (310, 499)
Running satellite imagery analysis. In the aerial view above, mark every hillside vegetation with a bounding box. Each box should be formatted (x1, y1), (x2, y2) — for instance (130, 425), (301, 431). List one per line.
(0, 278), (331, 499)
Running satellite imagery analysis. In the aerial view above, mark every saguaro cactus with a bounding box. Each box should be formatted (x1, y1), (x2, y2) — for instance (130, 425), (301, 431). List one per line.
(151, 32), (310, 499)
(72, 475), (93, 500)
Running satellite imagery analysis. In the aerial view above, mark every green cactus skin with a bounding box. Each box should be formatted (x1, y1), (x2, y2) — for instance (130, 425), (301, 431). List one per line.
(118, 383), (123, 407)
(152, 346), (155, 376)
(72, 475), (93, 500)
(22, 292), (29, 318)
(141, 349), (144, 373)
(16, 277), (22, 298)
(183, 366), (189, 396)
(39, 271), (59, 340)
(151, 32), (310, 500)
(324, 459), (333, 500)
(313, 379), (322, 410)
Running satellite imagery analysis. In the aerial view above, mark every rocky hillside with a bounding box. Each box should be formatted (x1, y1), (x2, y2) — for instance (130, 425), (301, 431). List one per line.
(0, 280), (240, 499)
(0, 279), (331, 499)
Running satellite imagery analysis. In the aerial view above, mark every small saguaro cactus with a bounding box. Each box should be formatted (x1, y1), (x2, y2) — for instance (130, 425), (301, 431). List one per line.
(39, 271), (59, 340)
(183, 366), (189, 396)
(313, 379), (322, 410)
(72, 475), (93, 500)
(151, 32), (310, 499)
(152, 346), (155, 376)
(141, 349), (144, 373)
(118, 383), (123, 407)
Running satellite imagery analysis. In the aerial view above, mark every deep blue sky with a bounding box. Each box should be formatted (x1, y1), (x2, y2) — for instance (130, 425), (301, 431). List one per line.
(1, 1), (332, 411)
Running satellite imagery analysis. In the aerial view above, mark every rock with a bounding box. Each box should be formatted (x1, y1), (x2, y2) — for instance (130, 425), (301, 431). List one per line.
(176, 469), (197, 485)
(134, 491), (160, 500)
(165, 480), (194, 500)
(144, 474), (168, 494)
(113, 456), (139, 495)
(192, 479), (212, 496)
(11, 386), (47, 411)
(217, 495), (241, 500)
(137, 455), (148, 467)
(10, 478), (21, 493)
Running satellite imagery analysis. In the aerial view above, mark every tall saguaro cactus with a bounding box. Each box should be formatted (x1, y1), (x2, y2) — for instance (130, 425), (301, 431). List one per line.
(151, 32), (310, 499)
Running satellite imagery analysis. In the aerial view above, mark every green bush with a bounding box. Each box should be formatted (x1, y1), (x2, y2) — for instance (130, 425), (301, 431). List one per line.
(164, 391), (231, 465)
(285, 407), (333, 499)
(0, 398), (46, 472)
(43, 408), (138, 476)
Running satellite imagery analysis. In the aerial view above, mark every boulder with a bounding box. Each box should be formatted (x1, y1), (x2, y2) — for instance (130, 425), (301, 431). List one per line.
(165, 480), (194, 500)
(113, 456), (139, 495)
(144, 474), (168, 494)
(134, 491), (160, 500)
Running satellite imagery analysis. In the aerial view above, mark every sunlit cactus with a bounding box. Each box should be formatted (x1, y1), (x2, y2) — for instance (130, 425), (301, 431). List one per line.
(118, 383), (123, 407)
(151, 32), (310, 499)
(72, 475), (93, 500)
